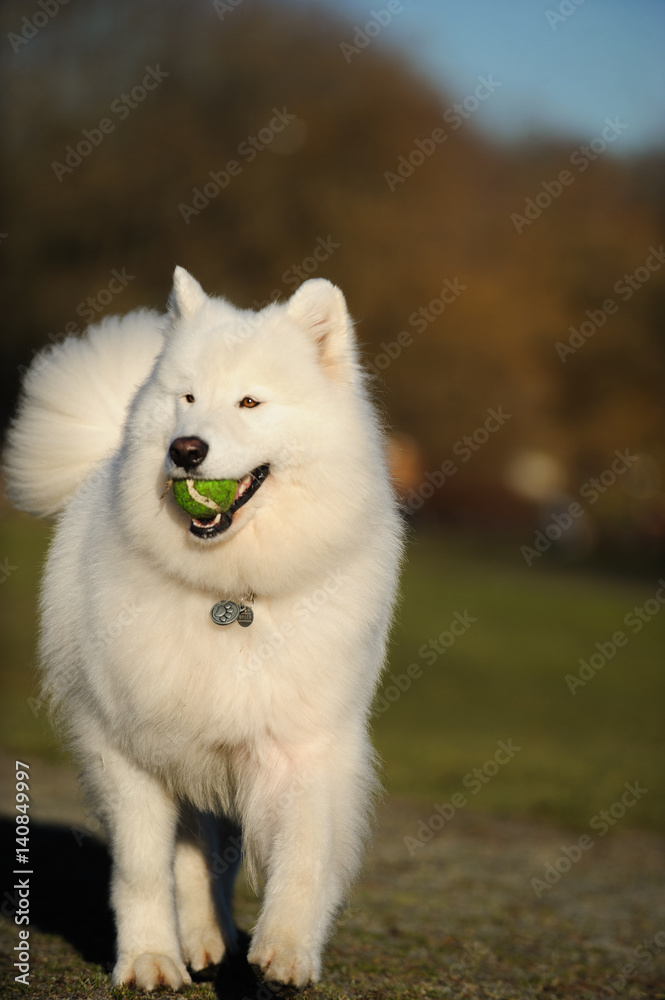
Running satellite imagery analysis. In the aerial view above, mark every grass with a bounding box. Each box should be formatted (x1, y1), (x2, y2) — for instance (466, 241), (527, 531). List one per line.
(1, 507), (664, 830)
(1, 507), (665, 998)
(374, 526), (665, 831)
(0, 510), (55, 756)
(2, 802), (665, 999)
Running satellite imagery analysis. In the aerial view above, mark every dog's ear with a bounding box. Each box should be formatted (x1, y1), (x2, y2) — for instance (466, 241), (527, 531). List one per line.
(286, 279), (358, 383)
(168, 266), (207, 321)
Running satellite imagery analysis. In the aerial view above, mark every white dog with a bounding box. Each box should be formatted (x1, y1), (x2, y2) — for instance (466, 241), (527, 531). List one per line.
(4, 268), (403, 991)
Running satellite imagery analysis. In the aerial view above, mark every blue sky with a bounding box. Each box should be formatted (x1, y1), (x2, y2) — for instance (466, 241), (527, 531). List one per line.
(297, 0), (665, 153)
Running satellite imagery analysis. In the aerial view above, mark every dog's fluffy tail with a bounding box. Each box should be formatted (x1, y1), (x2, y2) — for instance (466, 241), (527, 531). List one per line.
(3, 310), (164, 517)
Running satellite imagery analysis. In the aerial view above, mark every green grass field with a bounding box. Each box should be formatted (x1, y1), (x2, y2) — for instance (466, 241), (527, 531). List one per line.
(375, 525), (664, 831)
(2, 507), (665, 999)
(1, 507), (663, 831)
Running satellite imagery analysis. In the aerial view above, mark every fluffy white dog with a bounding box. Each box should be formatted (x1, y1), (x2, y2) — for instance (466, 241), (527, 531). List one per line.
(4, 268), (403, 990)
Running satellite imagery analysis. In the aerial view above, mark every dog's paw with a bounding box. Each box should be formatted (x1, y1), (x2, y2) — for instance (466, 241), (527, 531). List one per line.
(180, 923), (225, 971)
(112, 952), (192, 991)
(248, 934), (320, 988)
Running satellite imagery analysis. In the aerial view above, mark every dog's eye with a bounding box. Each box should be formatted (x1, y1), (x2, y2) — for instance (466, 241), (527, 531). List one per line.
(239, 396), (260, 408)
(183, 394), (195, 404)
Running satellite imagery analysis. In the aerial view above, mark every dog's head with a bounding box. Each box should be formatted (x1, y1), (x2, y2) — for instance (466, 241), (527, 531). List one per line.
(116, 268), (383, 595)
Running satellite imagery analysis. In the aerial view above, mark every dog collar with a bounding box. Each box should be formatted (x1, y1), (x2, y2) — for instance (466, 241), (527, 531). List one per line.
(211, 592), (254, 627)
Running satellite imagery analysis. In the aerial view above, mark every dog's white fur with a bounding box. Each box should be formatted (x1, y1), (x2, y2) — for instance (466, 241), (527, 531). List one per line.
(4, 269), (403, 990)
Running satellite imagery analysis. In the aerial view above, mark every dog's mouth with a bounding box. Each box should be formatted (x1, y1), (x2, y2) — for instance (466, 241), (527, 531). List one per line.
(177, 464), (270, 539)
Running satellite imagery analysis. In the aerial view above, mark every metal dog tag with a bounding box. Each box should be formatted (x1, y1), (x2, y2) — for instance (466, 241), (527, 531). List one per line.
(211, 600), (239, 626)
(237, 606), (254, 627)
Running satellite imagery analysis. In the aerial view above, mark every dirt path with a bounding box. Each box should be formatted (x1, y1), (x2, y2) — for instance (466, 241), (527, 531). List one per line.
(1, 754), (664, 999)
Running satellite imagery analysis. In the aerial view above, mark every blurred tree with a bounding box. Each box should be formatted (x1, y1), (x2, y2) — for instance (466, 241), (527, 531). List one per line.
(1, 0), (663, 549)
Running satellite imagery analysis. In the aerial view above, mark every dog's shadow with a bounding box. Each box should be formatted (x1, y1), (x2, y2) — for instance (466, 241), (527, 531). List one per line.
(0, 816), (115, 969)
(0, 818), (286, 1000)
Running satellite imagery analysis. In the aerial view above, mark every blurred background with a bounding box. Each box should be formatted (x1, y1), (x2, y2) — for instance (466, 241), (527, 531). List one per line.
(1, 0), (664, 832)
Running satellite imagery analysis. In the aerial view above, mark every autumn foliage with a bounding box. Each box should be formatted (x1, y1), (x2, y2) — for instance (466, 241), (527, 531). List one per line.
(1, 0), (663, 557)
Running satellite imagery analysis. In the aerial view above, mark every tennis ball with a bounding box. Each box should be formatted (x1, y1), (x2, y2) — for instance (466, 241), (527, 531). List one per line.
(172, 478), (237, 518)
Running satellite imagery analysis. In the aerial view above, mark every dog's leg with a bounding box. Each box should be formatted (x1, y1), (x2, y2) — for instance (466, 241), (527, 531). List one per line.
(246, 737), (370, 987)
(175, 808), (241, 969)
(175, 809), (224, 972)
(85, 745), (191, 991)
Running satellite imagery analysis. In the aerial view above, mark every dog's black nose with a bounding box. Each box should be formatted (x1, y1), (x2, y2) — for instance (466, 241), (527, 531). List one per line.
(169, 436), (209, 471)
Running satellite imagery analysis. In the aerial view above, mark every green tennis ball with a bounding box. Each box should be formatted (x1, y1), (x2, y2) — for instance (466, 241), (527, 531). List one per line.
(172, 478), (237, 518)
